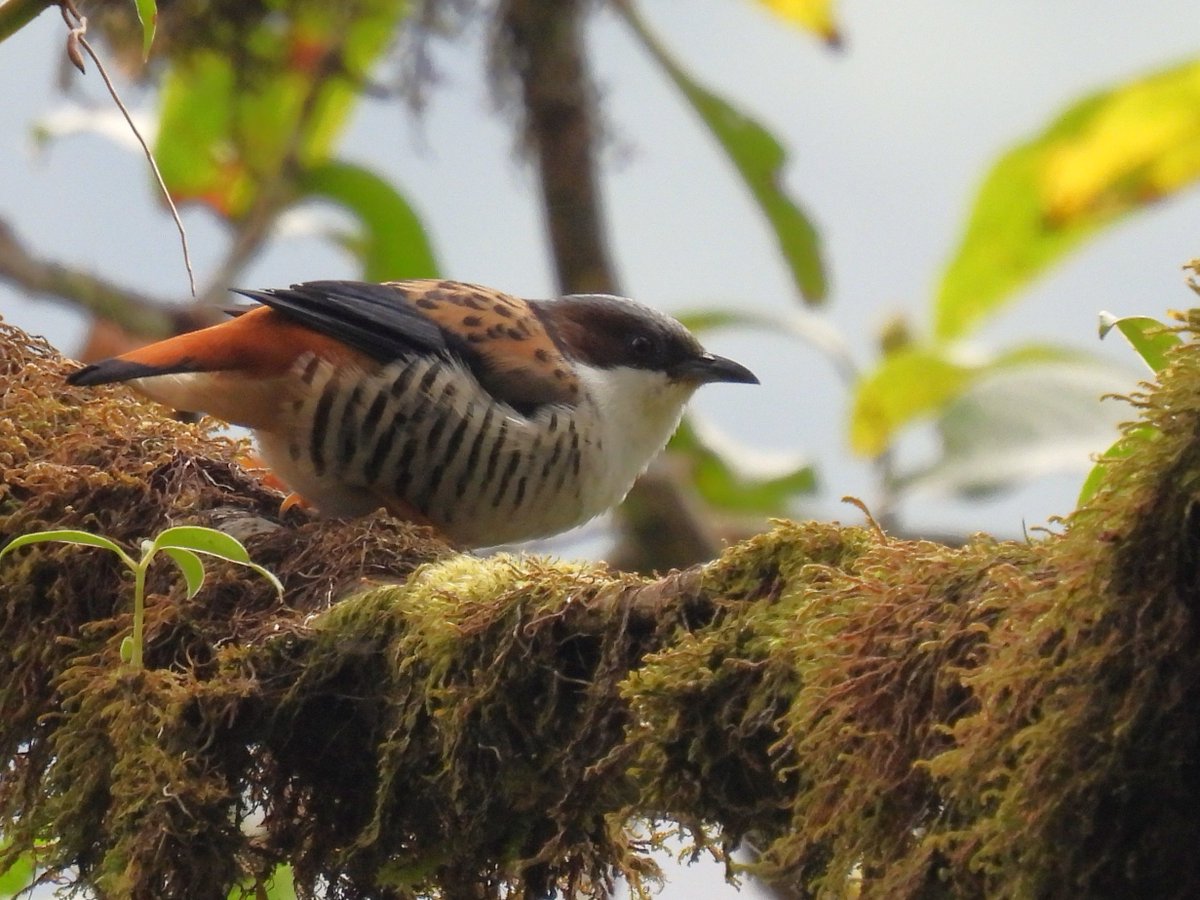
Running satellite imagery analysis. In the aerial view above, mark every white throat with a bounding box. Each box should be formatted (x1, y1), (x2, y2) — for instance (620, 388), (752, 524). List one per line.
(573, 362), (696, 507)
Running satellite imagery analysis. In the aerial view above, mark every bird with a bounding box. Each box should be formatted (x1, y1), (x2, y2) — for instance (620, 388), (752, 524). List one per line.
(66, 279), (758, 547)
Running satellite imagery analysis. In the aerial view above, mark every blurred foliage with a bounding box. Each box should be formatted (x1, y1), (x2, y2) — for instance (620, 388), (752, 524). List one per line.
(936, 58), (1200, 342)
(153, 0), (405, 218)
(850, 344), (1099, 458)
(297, 161), (440, 281)
(848, 56), (1200, 506)
(672, 419), (815, 514)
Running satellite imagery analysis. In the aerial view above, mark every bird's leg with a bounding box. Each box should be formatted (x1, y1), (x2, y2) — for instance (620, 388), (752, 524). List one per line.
(236, 451), (313, 514)
(278, 492), (312, 514)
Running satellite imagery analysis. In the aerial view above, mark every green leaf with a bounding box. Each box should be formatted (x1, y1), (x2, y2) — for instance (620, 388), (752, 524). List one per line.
(622, 4), (827, 304)
(0, 529), (134, 567)
(120, 636), (135, 664)
(134, 0), (156, 60)
(1098, 311), (1180, 373)
(936, 58), (1200, 340)
(1078, 424), (1160, 505)
(151, 526), (252, 563)
(155, 1), (405, 217)
(298, 160), (439, 281)
(162, 547), (206, 599)
(672, 418), (816, 513)
(0, 845), (35, 897)
(151, 527), (283, 596)
(243, 864), (298, 900)
(244, 562), (285, 598)
(1075, 315), (1175, 502)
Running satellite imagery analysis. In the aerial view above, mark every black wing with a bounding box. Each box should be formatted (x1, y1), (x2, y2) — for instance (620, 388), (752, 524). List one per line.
(232, 280), (451, 363)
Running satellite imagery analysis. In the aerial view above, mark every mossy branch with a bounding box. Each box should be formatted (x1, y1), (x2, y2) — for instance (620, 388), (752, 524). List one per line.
(2, 314), (1200, 898)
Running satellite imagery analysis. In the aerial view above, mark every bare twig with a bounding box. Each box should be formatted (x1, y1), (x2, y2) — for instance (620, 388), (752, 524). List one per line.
(57, 0), (197, 299)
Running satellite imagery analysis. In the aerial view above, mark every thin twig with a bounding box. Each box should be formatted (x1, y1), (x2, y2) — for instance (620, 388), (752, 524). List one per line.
(58, 0), (197, 299)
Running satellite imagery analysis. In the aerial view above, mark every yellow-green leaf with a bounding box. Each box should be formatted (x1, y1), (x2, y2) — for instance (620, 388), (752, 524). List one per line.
(850, 343), (1096, 457)
(936, 58), (1200, 341)
(0, 842), (35, 897)
(850, 348), (976, 457)
(0, 529), (134, 568)
(754, 0), (840, 45)
(229, 864), (298, 900)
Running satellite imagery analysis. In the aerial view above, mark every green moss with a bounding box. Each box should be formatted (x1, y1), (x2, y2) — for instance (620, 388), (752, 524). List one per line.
(5, 310), (1200, 898)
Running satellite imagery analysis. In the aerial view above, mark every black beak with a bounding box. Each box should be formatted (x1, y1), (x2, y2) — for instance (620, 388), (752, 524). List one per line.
(673, 352), (759, 386)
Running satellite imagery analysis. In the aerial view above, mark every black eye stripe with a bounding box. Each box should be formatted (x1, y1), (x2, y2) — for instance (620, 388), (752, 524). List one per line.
(548, 295), (704, 371)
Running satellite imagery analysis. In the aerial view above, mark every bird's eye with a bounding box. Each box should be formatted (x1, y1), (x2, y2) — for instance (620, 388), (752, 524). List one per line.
(629, 334), (656, 358)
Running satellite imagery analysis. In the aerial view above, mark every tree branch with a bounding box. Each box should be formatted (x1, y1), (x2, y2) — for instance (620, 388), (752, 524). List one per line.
(4, 307), (1200, 898)
(498, 0), (617, 295)
(0, 217), (217, 339)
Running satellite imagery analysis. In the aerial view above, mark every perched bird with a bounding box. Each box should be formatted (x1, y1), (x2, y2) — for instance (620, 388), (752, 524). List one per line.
(67, 280), (758, 547)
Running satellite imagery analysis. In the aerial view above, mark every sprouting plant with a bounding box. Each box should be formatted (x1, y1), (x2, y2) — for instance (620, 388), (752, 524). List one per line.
(0, 525), (283, 669)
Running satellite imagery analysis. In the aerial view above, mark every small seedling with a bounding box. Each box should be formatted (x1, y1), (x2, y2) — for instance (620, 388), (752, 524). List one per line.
(0, 525), (283, 669)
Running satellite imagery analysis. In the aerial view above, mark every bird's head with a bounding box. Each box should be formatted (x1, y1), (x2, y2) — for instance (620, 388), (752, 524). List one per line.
(528, 293), (758, 453)
(535, 293), (758, 390)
